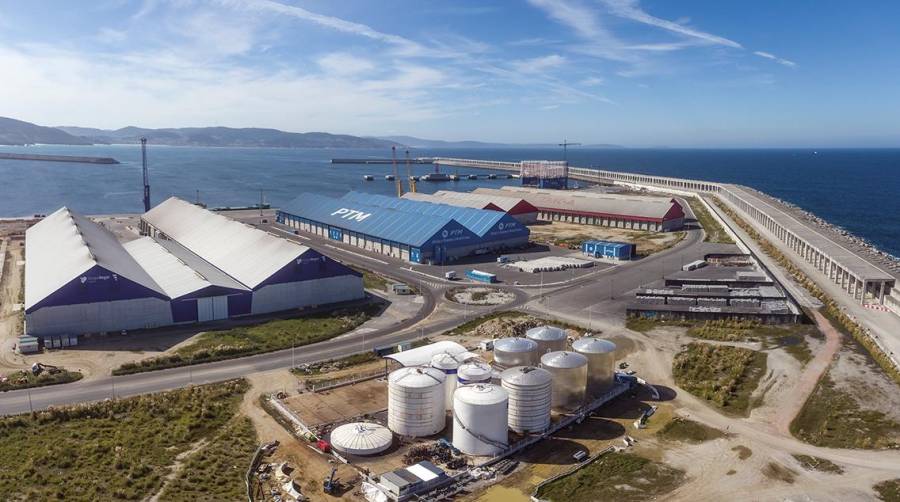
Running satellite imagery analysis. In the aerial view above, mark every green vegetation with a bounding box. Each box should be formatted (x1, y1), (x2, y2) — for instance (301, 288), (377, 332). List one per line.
(762, 462), (796, 484)
(625, 315), (693, 333)
(657, 417), (726, 443)
(159, 416), (258, 501)
(535, 452), (685, 502)
(713, 197), (900, 385)
(874, 478), (900, 502)
(350, 265), (391, 291)
(688, 320), (815, 364)
(114, 304), (380, 375)
(687, 196), (733, 244)
(291, 351), (377, 377)
(791, 454), (844, 474)
(672, 342), (767, 416)
(0, 380), (249, 501)
(790, 375), (899, 449)
(732, 445), (753, 460)
(0, 368), (82, 392)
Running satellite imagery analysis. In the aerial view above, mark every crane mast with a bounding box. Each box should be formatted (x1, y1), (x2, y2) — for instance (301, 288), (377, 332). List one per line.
(141, 137), (151, 212)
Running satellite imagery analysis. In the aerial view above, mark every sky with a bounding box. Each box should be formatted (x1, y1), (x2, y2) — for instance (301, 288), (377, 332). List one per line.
(0, 0), (898, 147)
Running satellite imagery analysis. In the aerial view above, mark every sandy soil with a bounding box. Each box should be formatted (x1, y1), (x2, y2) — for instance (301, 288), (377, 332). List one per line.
(450, 287), (515, 306)
(528, 221), (686, 255)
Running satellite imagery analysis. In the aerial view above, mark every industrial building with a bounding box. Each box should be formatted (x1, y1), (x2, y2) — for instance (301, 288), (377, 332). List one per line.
(25, 200), (364, 337)
(277, 192), (530, 264)
(474, 187), (685, 232)
(401, 191), (539, 224)
(520, 160), (569, 189)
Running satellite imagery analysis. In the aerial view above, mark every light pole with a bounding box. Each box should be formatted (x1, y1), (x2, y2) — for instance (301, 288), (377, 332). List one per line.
(27, 388), (33, 414)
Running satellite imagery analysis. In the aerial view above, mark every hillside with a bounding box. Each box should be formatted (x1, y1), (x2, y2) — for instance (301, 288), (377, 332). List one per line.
(376, 135), (624, 149)
(56, 125), (398, 148)
(0, 117), (91, 146)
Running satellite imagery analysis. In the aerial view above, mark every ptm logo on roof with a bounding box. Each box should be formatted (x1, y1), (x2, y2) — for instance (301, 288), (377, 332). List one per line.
(331, 208), (372, 222)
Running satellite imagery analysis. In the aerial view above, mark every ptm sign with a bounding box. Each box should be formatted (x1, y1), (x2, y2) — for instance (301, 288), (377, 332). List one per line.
(331, 208), (372, 222)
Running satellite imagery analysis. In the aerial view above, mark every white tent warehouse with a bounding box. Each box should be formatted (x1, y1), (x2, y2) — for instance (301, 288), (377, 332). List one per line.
(24, 200), (364, 338)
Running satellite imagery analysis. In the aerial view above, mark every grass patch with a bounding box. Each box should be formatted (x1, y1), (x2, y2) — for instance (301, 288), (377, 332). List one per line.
(159, 416), (258, 501)
(687, 320), (815, 364)
(0, 379), (248, 501)
(686, 196), (733, 244)
(875, 479), (900, 502)
(790, 374), (900, 449)
(732, 445), (752, 460)
(657, 417), (726, 443)
(114, 304), (380, 375)
(625, 315), (693, 333)
(350, 265), (391, 291)
(762, 462), (796, 484)
(0, 368), (82, 392)
(792, 454), (844, 475)
(535, 452), (685, 502)
(672, 342), (767, 416)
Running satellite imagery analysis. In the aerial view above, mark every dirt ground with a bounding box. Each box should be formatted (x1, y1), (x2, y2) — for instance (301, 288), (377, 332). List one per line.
(283, 379), (388, 429)
(528, 221), (686, 256)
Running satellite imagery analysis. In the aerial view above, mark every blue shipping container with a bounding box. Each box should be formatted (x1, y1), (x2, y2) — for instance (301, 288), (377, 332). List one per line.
(465, 269), (497, 283)
(581, 240), (634, 260)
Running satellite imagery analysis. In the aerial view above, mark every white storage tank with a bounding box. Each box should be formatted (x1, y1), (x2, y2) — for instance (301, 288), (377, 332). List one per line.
(573, 337), (618, 396)
(457, 361), (492, 385)
(388, 366), (447, 437)
(452, 384), (509, 456)
(431, 353), (462, 411)
(493, 337), (539, 367)
(540, 351), (588, 412)
(329, 422), (393, 456)
(500, 366), (553, 433)
(525, 326), (567, 355)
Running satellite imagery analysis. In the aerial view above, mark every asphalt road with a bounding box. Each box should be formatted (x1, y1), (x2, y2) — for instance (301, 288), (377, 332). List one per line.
(0, 216), (707, 415)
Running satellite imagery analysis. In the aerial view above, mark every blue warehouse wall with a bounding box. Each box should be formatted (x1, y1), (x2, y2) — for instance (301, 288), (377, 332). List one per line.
(26, 265), (168, 314)
(257, 248), (361, 289)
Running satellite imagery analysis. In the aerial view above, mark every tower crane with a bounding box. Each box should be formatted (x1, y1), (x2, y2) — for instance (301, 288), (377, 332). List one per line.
(558, 139), (581, 162)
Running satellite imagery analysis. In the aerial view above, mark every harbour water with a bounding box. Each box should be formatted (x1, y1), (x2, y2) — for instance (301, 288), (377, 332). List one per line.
(0, 144), (897, 257)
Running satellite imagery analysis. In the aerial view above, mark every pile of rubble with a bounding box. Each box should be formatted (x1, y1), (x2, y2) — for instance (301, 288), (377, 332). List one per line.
(473, 316), (542, 339)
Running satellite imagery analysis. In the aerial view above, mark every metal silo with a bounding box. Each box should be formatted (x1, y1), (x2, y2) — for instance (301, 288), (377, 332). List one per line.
(500, 366), (553, 433)
(525, 326), (568, 355)
(493, 337), (539, 367)
(452, 384), (509, 456)
(388, 366), (446, 437)
(457, 361), (492, 385)
(431, 352), (462, 411)
(573, 337), (617, 396)
(329, 422), (393, 456)
(540, 351), (588, 412)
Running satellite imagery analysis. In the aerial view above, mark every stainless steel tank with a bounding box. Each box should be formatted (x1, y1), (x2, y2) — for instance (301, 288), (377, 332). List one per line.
(540, 351), (588, 412)
(493, 337), (538, 367)
(572, 337), (617, 396)
(525, 326), (567, 355)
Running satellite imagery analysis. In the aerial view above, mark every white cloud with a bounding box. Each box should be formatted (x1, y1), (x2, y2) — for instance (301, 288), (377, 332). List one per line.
(96, 27), (127, 44)
(317, 52), (376, 76)
(510, 54), (567, 73)
(540, 104), (560, 110)
(600, 0), (742, 48)
(580, 76), (605, 86)
(754, 51), (796, 67)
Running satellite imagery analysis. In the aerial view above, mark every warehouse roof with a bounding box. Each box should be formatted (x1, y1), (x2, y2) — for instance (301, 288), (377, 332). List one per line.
(152, 238), (248, 292)
(25, 208), (165, 310)
(280, 193), (474, 247)
(341, 191), (524, 239)
(123, 237), (248, 299)
(404, 191), (537, 216)
(474, 187), (683, 222)
(142, 197), (309, 289)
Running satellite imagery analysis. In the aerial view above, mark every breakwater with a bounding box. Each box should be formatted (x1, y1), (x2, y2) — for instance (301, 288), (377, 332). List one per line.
(0, 153), (119, 164)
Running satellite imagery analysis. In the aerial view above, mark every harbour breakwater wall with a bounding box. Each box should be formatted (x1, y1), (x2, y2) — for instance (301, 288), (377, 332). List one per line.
(0, 152), (120, 164)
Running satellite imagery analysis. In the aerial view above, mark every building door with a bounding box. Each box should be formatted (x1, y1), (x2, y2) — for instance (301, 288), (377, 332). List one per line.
(198, 296), (230, 322)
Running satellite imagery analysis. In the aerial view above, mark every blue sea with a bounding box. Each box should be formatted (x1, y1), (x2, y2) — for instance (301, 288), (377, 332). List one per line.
(0, 145), (897, 257)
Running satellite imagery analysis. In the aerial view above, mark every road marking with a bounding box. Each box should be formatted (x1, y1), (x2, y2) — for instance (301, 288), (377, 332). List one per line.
(324, 244), (389, 265)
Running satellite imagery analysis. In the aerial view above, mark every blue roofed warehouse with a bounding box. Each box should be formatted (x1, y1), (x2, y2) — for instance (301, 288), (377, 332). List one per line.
(277, 192), (530, 264)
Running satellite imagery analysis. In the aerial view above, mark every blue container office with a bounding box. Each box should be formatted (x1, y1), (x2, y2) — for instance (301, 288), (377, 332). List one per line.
(581, 240), (635, 260)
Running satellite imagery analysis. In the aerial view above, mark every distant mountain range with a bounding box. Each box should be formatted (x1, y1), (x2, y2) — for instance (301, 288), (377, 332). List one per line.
(0, 116), (624, 149)
(374, 135), (624, 149)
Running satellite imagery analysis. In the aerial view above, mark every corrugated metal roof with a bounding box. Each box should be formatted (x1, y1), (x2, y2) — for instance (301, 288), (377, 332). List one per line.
(122, 237), (212, 299)
(153, 238), (249, 293)
(341, 192), (517, 238)
(475, 187), (680, 221)
(142, 197), (308, 289)
(433, 190), (536, 213)
(279, 193), (461, 247)
(25, 208), (165, 309)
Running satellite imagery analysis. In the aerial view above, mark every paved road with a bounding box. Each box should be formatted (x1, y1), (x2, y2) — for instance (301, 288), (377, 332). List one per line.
(0, 217), (707, 415)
